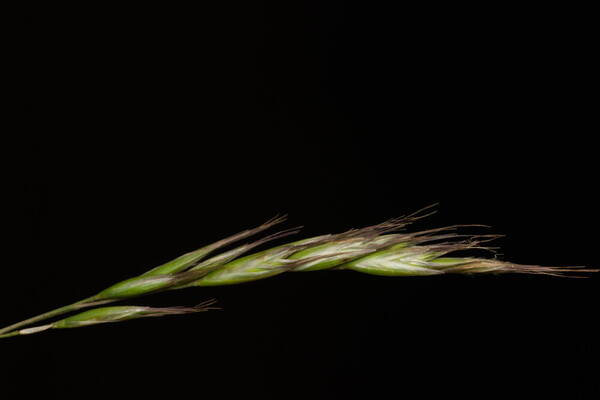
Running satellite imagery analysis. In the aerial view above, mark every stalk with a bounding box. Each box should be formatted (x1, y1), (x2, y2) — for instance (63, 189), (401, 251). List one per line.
(0, 296), (110, 335)
(0, 331), (21, 339)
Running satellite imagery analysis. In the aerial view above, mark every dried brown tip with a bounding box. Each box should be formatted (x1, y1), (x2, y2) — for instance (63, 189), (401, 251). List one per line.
(403, 203), (440, 220)
(423, 234), (505, 255)
(148, 299), (220, 316)
(445, 260), (599, 278)
(262, 213), (288, 227)
(494, 263), (599, 278)
(210, 214), (289, 249)
(334, 207), (435, 241)
(408, 224), (493, 239)
(257, 226), (303, 245)
(194, 298), (221, 310)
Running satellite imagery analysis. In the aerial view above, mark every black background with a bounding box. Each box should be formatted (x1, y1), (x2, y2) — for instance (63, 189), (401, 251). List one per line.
(9, 3), (598, 399)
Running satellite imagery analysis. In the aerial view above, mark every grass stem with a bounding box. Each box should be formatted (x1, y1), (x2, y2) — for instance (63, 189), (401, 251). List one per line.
(0, 297), (111, 335)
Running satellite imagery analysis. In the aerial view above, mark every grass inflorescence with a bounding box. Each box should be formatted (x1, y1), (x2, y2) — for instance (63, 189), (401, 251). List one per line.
(1, 206), (596, 339)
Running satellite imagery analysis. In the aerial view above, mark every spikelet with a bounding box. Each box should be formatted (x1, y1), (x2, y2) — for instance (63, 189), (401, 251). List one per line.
(1, 207), (596, 338)
(1, 300), (218, 338)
